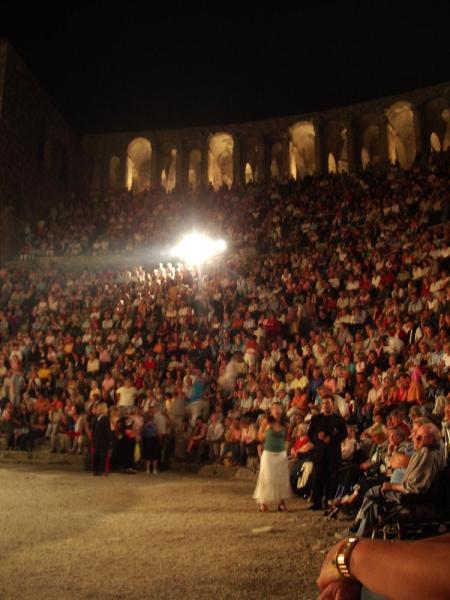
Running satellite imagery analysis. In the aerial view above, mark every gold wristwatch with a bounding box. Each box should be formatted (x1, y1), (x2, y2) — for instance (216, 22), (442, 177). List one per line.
(332, 537), (359, 579)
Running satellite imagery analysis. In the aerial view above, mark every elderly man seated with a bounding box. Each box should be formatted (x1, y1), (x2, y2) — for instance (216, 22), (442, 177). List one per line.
(351, 423), (446, 537)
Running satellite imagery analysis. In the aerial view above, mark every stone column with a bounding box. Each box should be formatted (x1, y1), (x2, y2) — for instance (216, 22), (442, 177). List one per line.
(377, 114), (388, 162)
(345, 119), (358, 173)
(201, 134), (210, 189)
(263, 136), (272, 181)
(412, 103), (425, 157)
(255, 135), (265, 183)
(118, 146), (127, 191)
(239, 134), (248, 184)
(313, 119), (326, 175)
(184, 145), (193, 192)
(175, 142), (187, 193)
(151, 141), (161, 191)
(232, 132), (241, 187)
(281, 134), (290, 178)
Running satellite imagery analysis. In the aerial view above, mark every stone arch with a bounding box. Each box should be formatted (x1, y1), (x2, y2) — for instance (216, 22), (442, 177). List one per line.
(242, 136), (260, 183)
(126, 138), (152, 194)
(245, 162), (254, 184)
(289, 122), (316, 178)
(208, 133), (233, 190)
(328, 153), (337, 173)
(271, 142), (282, 179)
(360, 124), (381, 168)
(430, 132), (441, 152)
(161, 148), (177, 193)
(288, 142), (297, 179)
(324, 122), (348, 173)
(109, 156), (120, 190)
(188, 149), (201, 192)
(422, 98), (448, 152)
(386, 101), (416, 168)
(361, 147), (370, 170)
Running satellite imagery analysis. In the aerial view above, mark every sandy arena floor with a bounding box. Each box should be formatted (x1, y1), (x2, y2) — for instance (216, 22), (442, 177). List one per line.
(0, 464), (338, 599)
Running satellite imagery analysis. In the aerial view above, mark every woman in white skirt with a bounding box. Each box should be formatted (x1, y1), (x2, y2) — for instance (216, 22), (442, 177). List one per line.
(253, 403), (291, 512)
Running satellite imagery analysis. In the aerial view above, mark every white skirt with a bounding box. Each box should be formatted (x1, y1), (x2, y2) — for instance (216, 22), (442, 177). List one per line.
(253, 450), (291, 504)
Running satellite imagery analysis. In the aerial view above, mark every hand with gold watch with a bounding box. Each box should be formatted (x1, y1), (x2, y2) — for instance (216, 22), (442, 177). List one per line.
(317, 538), (361, 600)
(332, 536), (359, 579)
(318, 533), (450, 599)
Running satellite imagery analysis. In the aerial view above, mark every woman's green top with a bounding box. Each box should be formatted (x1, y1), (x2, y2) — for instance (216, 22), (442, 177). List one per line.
(264, 427), (286, 452)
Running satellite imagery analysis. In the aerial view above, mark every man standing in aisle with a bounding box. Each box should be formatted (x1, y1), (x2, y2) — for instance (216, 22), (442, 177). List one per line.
(308, 395), (348, 510)
(92, 403), (112, 476)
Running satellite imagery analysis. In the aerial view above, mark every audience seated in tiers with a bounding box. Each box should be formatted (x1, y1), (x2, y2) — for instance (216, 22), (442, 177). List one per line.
(0, 151), (449, 533)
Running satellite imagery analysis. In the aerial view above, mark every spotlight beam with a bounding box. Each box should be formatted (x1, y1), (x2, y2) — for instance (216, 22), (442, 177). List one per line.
(170, 233), (227, 266)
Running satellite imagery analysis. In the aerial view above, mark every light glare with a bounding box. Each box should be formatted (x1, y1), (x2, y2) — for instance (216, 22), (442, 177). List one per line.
(171, 233), (227, 265)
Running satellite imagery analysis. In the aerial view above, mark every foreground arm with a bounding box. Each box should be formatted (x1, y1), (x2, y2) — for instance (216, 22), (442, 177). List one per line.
(317, 534), (450, 600)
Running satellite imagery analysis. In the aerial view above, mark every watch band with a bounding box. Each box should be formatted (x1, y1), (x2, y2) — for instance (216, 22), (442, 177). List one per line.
(332, 537), (359, 579)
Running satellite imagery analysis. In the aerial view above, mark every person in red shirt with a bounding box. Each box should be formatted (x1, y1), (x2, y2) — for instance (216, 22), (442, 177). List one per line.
(35, 393), (51, 415)
(290, 388), (310, 416)
(143, 352), (156, 372)
(263, 313), (281, 337)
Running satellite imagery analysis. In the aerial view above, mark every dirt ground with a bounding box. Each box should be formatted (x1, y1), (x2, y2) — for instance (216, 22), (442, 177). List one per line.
(0, 464), (339, 600)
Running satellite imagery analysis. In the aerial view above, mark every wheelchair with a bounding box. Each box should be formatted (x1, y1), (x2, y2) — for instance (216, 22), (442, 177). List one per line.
(369, 467), (450, 540)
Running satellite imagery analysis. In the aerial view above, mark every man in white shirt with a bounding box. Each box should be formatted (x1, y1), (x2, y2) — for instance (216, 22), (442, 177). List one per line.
(367, 375), (383, 406)
(260, 350), (275, 374)
(198, 413), (225, 461)
(116, 378), (138, 407)
(290, 368), (309, 391)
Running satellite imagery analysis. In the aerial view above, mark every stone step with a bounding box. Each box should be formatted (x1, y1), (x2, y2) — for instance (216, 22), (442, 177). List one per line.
(0, 436), (258, 479)
(0, 436), (50, 450)
(0, 449), (86, 467)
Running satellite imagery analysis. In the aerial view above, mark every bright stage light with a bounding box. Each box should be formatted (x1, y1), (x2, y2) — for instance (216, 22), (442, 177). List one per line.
(171, 233), (227, 266)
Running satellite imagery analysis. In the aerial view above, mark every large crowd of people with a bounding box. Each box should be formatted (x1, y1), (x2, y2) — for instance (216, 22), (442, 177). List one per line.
(1, 151), (450, 533)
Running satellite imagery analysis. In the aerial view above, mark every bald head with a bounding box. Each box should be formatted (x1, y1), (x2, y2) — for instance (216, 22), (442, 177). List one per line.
(414, 423), (440, 449)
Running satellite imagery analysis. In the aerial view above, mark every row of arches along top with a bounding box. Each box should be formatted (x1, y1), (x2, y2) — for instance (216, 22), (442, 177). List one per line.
(107, 104), (450, 193)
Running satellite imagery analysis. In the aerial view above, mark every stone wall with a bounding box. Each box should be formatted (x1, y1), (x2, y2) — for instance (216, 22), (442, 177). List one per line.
(84, 81), (450, 194)
(0, 40), (87, 258)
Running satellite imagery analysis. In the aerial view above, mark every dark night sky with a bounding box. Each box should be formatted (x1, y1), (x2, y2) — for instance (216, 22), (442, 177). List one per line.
(1, 2), (449, 134)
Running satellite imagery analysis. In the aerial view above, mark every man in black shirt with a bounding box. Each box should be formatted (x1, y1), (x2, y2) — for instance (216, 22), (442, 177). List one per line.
(91, 403), (113, 476)
(308, 394), (348, 510)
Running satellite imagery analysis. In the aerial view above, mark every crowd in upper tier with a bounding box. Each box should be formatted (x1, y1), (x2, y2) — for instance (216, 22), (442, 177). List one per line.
(19, 150), (449, 259)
